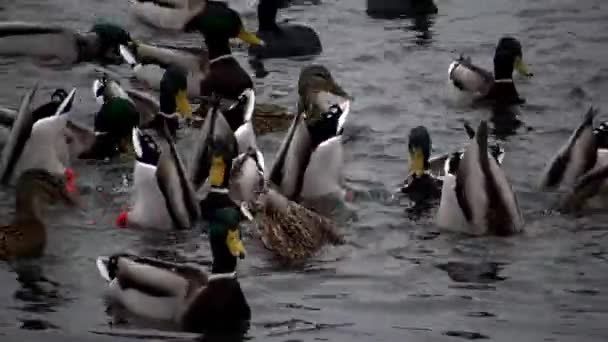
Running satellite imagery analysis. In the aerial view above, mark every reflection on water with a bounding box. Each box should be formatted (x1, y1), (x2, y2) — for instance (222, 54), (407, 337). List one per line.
(409, 14), (435, 46)
(10, 263), (68, 331)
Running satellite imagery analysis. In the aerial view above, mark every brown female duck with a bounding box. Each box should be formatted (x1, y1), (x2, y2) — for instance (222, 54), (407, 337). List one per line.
(0, 169), (77, 260)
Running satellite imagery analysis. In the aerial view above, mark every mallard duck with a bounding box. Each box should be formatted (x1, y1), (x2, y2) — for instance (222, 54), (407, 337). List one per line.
(560, 163), (608, 213)
(436, 121), (523, 236)
(448, 36), (533, 106)
(103, 51), (193, 136)
(539, 107), (608, 191)
(0, 169), (78, 260)
(0, 21), (132, 65)
(366, 0), (438, 18)
(297, 65), (351, 121)
(401, 124), (505, 204)
(269, 99), (350, 203)
(190, 89), (263, 192)
(229, 148), (342, 260)
(116, 127), (200, 230)
(0, 86), (95, 186)
(97, 206), (249, 332)
(248, 0), (322, 59)
(126, 2), (263, 103)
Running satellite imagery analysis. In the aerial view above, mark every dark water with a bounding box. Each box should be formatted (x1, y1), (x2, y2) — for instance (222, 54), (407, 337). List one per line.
(1, 0), (608, 341)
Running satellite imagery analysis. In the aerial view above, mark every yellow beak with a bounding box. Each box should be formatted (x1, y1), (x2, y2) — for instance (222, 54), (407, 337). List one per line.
(409, 147), (425, 176)
(514, 56), (531, 77)
(209, 155), (226, 187)
(237, 27), (264, 46)
(175, 89), (192, 118)
(226, 228), (246, 259)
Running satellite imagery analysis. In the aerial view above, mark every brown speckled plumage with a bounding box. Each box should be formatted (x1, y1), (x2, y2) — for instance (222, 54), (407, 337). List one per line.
(255, 189), (343, 260)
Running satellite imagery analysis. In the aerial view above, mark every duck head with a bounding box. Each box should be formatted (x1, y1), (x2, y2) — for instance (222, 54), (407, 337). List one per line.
(209, 205), (247, 274)
(85, 97), (140, 160)
(494, 36), (532, 80)
(298, 65), (351, 117)
(185, 1), (263, 58)
(408, 126), (432, 176)
(79, 23), (133, 65)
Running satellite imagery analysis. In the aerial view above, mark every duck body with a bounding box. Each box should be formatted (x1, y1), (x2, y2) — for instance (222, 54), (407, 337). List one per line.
(436, 121), (523, 236)
(269, 100), (350, 203)
(248, 0), (321, 59)
(366, 0), (438, 19)
(539, 107), (608, 191)
(448, 37), (532, 106)
(401, 124), (505, 206)
(99, 204), (249, 332)
(0, 21), (132, 65)
(229, 147), (342, 261)
(118, 127), (200, 230)
(0, 169), (77, 260)
(96, 253), (250, 332)
(0, 87), (95, 186)
(129, 0), (207, 30)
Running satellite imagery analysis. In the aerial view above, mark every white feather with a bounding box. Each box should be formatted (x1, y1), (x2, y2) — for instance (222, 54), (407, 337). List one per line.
(300, 136), (345, 200)
(92, 79), (105, 105)
(128, 161), (173, 230)
(119, 44), (138, 66)
(436, 172), (468, 232)
(132, 128), (143, 159)
(53, 88), (75, 116)
(337, 99), (351, 134)
(97, 256), (111, 282)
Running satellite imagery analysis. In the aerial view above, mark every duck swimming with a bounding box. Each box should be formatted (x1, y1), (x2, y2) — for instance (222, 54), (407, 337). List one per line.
(97, 204), (249, 332)
(0, 86), (95, 186)
(229, 142), (343, 261)
(0, 21), (132, 65)
(269, 100), (350, 204)
(401, 124), (505, 205)
(448, 36), (533, 106)
(539, 107), (608, 191)
(116, 127), (200, 230)
(436, 121), (523, 236)
(0, 169), (78, 260)
(124, 2), (263, 104)
(248, 0), (322, 59)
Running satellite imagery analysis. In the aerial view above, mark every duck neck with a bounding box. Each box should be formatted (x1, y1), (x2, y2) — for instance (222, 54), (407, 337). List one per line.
(205, 36), (232, 61)
(209, 230), (237, 274)
(258, 0), (280, 32)
(493, 52), (514, 81)
(14, 186), (44, 226)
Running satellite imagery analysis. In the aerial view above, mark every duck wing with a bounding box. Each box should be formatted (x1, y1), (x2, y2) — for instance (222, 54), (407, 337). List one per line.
(256, 188), (342, 260)
(561, 163), (608, 212)
(125, 88), (160, 127)
(130, 0), (206, 31)
(156, 129), (200, 229)
(268, 112), (312, 200)
(540, 107), (598, 190)
(0, 22), (79, 64)
(0, 84), (38, 184)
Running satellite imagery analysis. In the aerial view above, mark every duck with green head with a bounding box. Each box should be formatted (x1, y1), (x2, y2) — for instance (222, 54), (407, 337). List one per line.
(101, 51), (194, 139)
(448, 36), (533, 106)
(0, 21), (133, 65)
(125, 2), (263, 106)
(96, 204), (250, 332)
